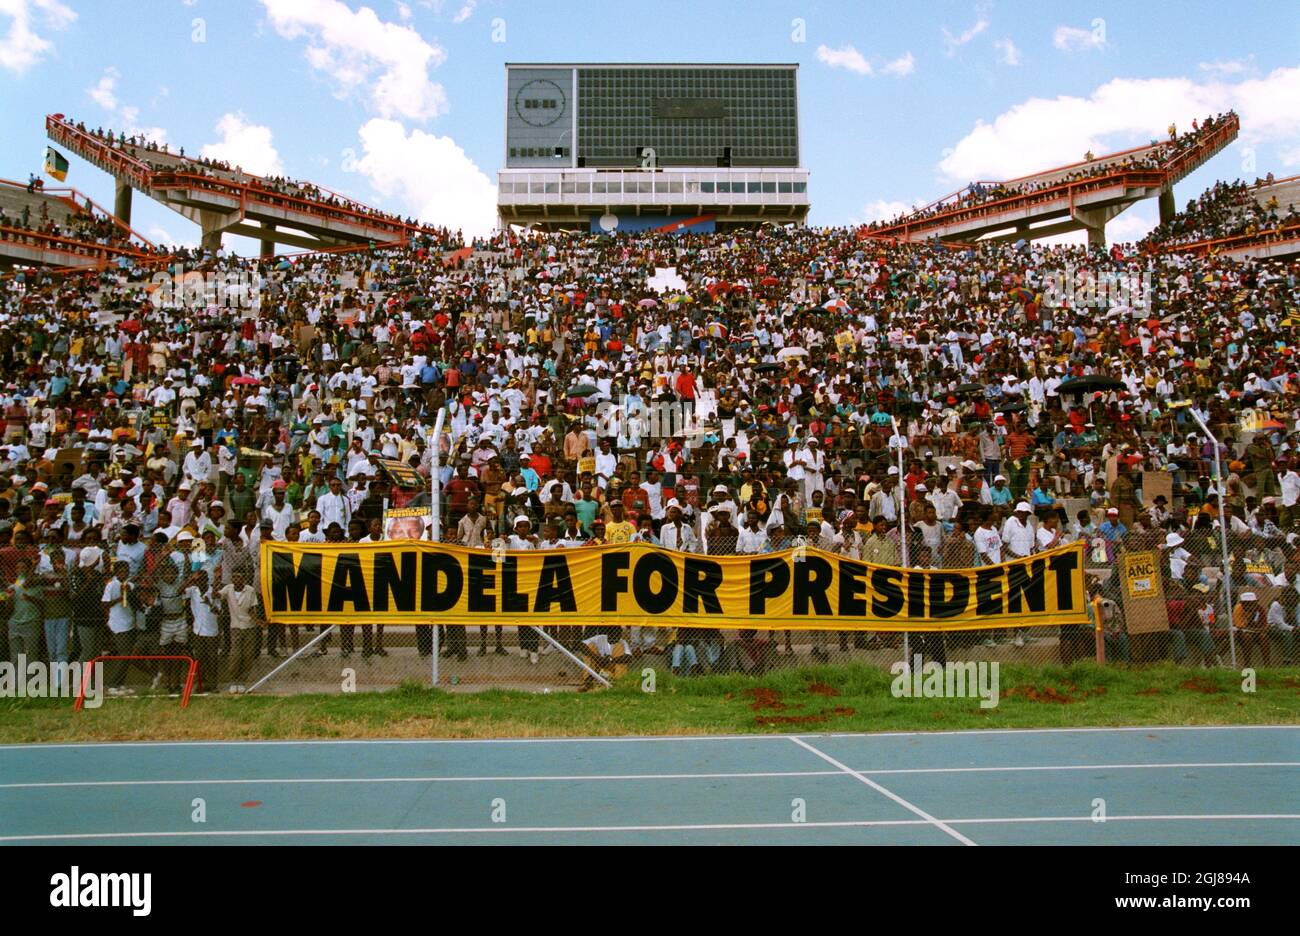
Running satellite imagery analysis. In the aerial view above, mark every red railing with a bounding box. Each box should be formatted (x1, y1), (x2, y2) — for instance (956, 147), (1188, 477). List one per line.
(47, 114), (438, 246)
(1163, 222), (1300, 257)
(74, 655), (199, 710)
(0, 223), (158, 267)
(870, 114), (1240, 241)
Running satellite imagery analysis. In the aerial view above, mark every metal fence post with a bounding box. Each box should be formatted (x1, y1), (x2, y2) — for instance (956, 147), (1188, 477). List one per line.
(430, 407), (446, 688)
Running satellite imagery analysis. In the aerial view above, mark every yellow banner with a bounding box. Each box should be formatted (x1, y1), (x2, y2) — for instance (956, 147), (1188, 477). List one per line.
(260, 540), (1087, 633)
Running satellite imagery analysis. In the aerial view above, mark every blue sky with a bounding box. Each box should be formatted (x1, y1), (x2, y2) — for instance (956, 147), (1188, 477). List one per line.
(2, 0), (1298, 252)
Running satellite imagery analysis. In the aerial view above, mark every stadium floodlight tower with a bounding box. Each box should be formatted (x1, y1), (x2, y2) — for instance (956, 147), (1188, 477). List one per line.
(497, 63), (810, 233)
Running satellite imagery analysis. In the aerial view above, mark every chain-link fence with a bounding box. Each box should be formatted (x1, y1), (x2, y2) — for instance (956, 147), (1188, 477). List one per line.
(6, 490), (1295, 702)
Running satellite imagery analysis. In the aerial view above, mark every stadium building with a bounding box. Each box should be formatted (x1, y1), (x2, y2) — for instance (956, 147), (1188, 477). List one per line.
(497, 63), (809, 232)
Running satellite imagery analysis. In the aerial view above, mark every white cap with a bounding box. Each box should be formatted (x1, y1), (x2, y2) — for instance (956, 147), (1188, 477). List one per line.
(1107, 507), (1119, 515)
(887, 466), (899, 475)
(513, 515), (531, 526)
(1165, 532), (1184, 548)
(994, 474), (1007, 482)
(1015, 501), (1031, 512)
(176, 531), (194, 543)
(713, 484), (730, 494)
(666, 498), (681, 510)
(1241, 591), (1257, 602)
(915, 484), (927, 492)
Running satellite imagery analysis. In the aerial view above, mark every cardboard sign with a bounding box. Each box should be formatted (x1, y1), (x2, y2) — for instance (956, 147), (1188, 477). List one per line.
(375, 457), (424, 490)
(1120, 550), (1170, 634)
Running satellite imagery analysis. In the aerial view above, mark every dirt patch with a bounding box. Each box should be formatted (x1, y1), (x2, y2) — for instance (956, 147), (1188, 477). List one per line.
(1136, 688), (1162, 696)
(806, 682), (840, 697)
(1003, 683), (1106, 704)
(745, 687), (787, 711)
(1179, 677), (1223, 694)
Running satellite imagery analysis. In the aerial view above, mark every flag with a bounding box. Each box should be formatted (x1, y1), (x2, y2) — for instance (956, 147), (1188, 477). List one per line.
(44, 146), (69, 182)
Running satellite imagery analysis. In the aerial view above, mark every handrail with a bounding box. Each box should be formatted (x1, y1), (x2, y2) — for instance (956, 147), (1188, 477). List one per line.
(47, 113), (438, 245)
(0, 223), (157, 262)
(0, 177), (155, 250)
(872, 114), (1239, 241)
(1162, 222), (1300, 256)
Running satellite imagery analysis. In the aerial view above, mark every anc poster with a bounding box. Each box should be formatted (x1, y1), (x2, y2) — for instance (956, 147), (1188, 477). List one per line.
(260, 539), (1087, 633)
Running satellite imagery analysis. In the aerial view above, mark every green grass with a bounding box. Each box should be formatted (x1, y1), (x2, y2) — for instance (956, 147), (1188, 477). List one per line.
(1, 663), (1297, 743)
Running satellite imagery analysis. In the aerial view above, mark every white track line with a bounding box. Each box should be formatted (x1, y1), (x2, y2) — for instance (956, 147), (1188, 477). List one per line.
(4, 761), (1296, 790)
(3, 724), (1295, 750)
(789, 736), (978, 846)
(3, 814), (1297, 843)
(0, 769), (843, 789)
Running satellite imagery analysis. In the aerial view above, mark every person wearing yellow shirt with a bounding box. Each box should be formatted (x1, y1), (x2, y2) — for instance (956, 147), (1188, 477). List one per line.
(603, 500), (636, 544)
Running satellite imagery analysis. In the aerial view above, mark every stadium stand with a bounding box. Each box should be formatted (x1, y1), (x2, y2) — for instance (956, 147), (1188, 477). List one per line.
(862, 113), (1239, 247)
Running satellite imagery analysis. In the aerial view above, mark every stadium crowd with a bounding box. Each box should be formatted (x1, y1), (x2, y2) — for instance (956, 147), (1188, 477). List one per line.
(1, 202), (1299, 691)
(1142, 176), (1300, 248)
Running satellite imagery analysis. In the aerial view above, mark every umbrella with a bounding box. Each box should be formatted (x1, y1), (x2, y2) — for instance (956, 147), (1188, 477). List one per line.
(953, 382), (985, 395)
(1259, 419), (1287, 430)
(568, 384), (599, 397)
(777, 347), (809, 360)
(1059, 375), (1124, 395)
(834, 278), (854, 287)
(1007, 286), (1035, 305)
(822, 298), (850, 312)
(637, 298), (658, 309)
(118, 319), (142, 334)
(751, 362), (782, 373)
(405, 297), (432, 309)
(231, 376), (261, 387)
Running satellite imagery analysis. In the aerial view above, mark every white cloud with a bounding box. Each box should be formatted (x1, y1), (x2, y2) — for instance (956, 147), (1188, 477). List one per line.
(862, 199), (918, 223)
(881, 53), (915, 77)
(345, 117), (495, 237)
(1053, 23), (1107, 53)
(816, 44), (872, 76)
(994, 38), (1020, 66)
(88, 66), (120, 111)
(394, 1), (412, 21)
(1281, 146), (1300, 168)
(452, 0), (474, 23)
(86, 66), (168, 143)
(1199, 56), (1255, 78)
(941, 16), (988, 56)
(938, 67), (1300, 183)
(261, 0), (449, 122)
(201, 113), (284, 176)
(0, 0), (75, 74)
(817, 44), (914, 78)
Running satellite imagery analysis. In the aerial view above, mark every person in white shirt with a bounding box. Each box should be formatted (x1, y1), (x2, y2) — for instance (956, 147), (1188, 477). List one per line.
(973, 516), (1003, 565)
(660, 500), (698, 552)
(315, 477), (351, 530)
(737, 512), (771, 554)
(185, 569), (221, 693)
(219, 567), (261, 691)
(1001, 503), (1037, 558)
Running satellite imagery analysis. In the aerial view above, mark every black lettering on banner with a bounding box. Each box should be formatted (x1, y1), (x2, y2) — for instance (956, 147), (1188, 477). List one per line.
(633, 552), (679, 614)
(838, 559), (868, 617)
(373, 551), (417, 612)
(420, 552), (463, 612)
(1006, 559), (1046, 614)
(535, 554), (577, 613)
(907, 571), (926, 619)
(871, 567), (903, 618)
(467, 554), (496, 613)
(501, 556), (529, 613)
(976, 568), (1003, 616)
(326, 553), (370, 613)
(793, 555), (834, 616)
(1049, 550), (1079, 610)
(929, 573), (970, 618)
(271, 551), (322, 612)
(601, 552), (631, 612)
(749, 557), (789, 615)
(682, 558), (723, 614)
